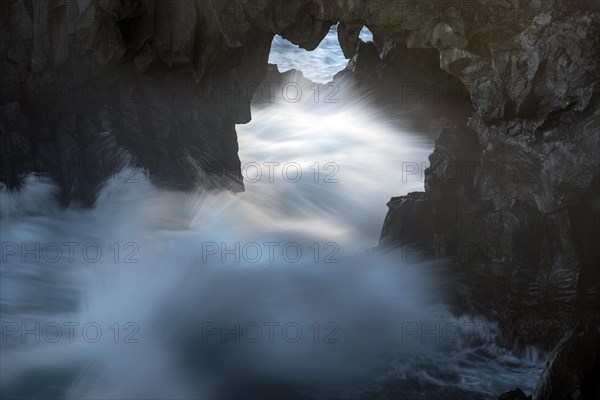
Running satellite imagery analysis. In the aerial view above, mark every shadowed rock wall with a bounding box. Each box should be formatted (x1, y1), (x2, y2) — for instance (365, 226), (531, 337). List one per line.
(376, 0), (600, 348)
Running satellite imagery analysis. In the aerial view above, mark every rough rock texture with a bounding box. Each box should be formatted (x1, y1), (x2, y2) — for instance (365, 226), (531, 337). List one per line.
(375, 0), (600, 350)
(2, 0), (278, 204)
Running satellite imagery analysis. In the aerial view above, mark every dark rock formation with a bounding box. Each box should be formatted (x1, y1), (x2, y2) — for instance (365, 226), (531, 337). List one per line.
(337, 21), (363, 59)
(532, 322), (600, 400)
(379, 192), (433, 249)
(2, 0), (275, 204)
(377, 1), (600, 349)
(498, 388), (531, 400)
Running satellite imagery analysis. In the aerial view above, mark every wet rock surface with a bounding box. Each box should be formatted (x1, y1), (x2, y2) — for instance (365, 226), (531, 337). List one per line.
(374, 0), (600, 352)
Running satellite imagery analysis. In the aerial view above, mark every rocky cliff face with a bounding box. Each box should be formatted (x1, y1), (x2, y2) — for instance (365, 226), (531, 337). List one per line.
(2, 0), (599, 348)
(1, 0), (278, 204)
(374, 0), (600, 349)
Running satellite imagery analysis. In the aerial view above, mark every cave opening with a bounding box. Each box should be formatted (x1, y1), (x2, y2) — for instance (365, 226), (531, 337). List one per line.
(268, 24), (374, 83)
(236, 25), (473, 247)
(258, 21), (473, 137)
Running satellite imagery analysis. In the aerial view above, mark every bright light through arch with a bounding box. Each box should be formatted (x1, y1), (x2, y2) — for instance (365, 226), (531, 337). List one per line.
(268, 25), (374, 83)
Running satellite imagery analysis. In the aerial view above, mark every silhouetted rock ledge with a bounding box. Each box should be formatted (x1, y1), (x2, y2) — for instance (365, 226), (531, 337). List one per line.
(379, 193), (433, 249)
(498, 388), (531, 400)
